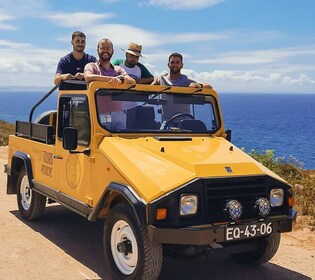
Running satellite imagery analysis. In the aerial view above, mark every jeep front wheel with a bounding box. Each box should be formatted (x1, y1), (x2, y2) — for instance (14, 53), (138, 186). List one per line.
(17, 168), (46, 220)
(104, 204), (163, 280)
(230, 232), (281, 266)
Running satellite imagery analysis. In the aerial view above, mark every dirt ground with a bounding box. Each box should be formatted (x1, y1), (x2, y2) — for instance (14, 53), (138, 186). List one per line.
(0, 146), (314, 280)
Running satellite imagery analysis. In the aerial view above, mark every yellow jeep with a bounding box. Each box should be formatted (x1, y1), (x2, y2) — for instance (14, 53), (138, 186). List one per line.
(5, 81), (297, 279)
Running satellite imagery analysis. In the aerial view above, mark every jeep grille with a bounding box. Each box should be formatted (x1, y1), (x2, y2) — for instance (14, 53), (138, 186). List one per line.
(205, 176), (267, 223)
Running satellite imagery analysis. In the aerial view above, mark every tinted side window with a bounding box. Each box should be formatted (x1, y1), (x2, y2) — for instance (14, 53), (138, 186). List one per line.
(58, 95), (90, 146)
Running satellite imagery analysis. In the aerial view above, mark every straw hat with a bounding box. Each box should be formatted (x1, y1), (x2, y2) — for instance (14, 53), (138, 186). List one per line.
(121, 42), (146, 57)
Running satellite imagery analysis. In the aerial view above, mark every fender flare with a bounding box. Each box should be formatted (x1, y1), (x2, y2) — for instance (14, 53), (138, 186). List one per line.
(88, 183), (146, 225)
(11, 151), (34, 189)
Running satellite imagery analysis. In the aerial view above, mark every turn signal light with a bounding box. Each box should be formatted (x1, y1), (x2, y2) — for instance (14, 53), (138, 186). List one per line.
(156, 208), (167, 220)
(288, 196), (295, 207)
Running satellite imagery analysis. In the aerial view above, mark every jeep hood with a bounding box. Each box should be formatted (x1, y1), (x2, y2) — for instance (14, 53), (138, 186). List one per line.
(99, 136), (285, 202)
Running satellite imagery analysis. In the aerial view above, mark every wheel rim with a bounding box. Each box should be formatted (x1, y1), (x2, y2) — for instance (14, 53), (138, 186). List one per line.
(20, 175), (32, 210)
(110, 220), (138, 275)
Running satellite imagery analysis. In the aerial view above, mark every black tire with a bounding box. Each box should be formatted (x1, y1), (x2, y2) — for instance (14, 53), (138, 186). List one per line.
(230, 232), (281, 266)
(17, 168), (46, 221)
(104, 204), (163, 280)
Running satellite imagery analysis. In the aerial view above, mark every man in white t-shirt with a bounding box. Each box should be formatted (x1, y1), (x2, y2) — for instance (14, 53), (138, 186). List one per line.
(113, 42), (154, 84)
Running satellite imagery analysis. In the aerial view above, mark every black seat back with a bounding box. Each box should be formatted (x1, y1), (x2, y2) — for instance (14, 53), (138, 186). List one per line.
(127, 105), (160, 130)
(178, 119), (207, 132)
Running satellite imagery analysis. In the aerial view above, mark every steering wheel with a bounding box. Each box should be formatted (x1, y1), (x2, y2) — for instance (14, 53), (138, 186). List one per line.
(162, 113), (194, 130)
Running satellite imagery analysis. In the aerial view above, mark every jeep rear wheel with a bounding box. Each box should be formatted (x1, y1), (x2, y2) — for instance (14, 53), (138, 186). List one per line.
(230, 232), (281, 266)
(104, 204), (163, 280)
(17, 168), (46, 221)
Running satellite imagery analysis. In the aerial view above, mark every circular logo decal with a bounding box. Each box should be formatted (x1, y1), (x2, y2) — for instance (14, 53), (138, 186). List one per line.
(66, 155), (81, 188)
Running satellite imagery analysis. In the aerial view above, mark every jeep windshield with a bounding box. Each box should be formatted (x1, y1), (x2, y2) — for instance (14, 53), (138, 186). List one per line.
(95, 88), (221, 133)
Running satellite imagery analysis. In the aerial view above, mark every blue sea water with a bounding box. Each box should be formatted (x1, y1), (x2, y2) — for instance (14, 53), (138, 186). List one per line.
(220, 93), (315, 170)
(0, 90), (58, 122)
(0, 90), (314, 169)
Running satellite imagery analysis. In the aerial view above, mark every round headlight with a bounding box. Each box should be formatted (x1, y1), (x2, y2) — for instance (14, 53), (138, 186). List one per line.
(270, 188), (284, 207)
(225, 200), (243, 221)
(180, 194), (198, 216)
(255, 197), (271, 218)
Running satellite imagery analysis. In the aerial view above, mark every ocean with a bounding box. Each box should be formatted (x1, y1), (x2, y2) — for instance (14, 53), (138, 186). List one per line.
(220, 93), (315, 170)
(0, 90), (314, 169)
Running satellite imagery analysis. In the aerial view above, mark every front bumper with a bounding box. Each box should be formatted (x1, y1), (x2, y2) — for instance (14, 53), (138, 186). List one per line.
(148, 210), (297, 245)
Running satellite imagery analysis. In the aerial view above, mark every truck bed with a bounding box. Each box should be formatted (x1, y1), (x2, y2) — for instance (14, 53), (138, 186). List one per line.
(15, 121), (55, 144)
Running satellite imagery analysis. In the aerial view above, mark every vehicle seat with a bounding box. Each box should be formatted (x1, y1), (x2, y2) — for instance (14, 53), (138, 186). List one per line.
(126, 105), (160, 130)
(178, 119), (207, 132)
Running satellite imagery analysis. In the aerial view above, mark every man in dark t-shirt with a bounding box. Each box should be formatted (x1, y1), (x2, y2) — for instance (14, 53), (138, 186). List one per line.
(54, 31), (96, 85)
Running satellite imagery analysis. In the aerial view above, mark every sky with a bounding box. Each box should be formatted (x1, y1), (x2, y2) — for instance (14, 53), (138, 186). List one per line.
(0, 0), (315, 93)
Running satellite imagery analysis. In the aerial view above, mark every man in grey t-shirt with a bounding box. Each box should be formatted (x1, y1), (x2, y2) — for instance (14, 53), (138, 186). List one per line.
(152, 52), (212, 120)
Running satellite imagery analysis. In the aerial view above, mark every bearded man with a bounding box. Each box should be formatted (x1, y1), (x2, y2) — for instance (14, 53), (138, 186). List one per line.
(84, 38), (135, 85)
(113, 42), (154, 84)
(151, 53), (212, 120)
(151, 52), (211, 88)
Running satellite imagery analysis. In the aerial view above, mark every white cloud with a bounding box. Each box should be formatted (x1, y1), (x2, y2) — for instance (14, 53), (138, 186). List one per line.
(0, 12), (14, 21)
(282, 74), (315, 85)
(0, 0), (50, 17)
(0, 23), (16, 30)
(0, 10), (16, 30)
(0, 39), (31, 48)
(47, 12), (115, 28)
(44, 11), (228, 48)
(86, 24), (161, 48)
(164, 32), (227, 44)
(146, 0), (225, 10)
(194, 46), (315, 65)
(0, 39), (68, 86)
(89, 26), (228, 49)
(182, 70), (315, 93)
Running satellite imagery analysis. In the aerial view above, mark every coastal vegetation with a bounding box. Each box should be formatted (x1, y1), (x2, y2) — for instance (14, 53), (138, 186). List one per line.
(0, 120), (14, 145)
(0, 120), (313, 229)
(248, 149), (314, 230)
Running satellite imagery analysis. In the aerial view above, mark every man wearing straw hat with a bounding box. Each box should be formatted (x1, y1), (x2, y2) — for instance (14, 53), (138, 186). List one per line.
(114, 42), (154, 84)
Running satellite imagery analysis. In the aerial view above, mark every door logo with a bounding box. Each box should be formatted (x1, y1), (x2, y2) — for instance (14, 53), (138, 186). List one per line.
(66, 155), (81, 188)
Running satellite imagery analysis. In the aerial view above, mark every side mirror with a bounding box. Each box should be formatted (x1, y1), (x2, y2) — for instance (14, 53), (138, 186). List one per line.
(225, 129), (232, 142)
(63, 127), (78, 151)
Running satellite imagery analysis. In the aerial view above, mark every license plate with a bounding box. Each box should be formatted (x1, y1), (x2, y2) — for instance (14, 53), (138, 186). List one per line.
(225, 222), (273, 241)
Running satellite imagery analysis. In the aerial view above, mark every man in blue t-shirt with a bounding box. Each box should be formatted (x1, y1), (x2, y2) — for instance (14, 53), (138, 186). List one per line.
(54, 31), (97, 85)
(113, 42), (154, 84)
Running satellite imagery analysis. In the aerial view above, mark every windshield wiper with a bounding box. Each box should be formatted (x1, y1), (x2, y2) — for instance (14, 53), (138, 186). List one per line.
(191, 88), (203, 94)
(158, 86), (172, 92)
